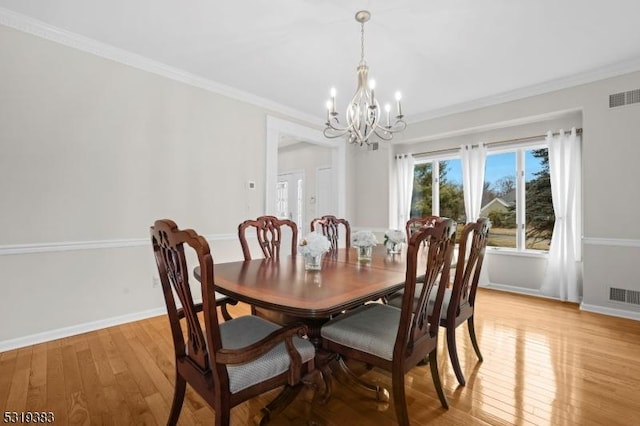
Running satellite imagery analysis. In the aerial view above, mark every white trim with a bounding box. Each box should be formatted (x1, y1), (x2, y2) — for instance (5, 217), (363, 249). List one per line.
(0, 233), (238, 256)
(352, 226), (389, 234)
(482, 283), (547, 298)
(407, 58), (640, 123)
(484, 284), (640, 321)
(0, 307), (166, 352)
(580, 303), (640, 322)
(0, 7), (319, 126)
(583, 237), (640, 248)
(486, 247), (549, 258)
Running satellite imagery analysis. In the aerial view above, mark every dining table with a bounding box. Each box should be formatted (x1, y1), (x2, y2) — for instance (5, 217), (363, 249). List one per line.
(193, 245), (425, 402)
(194, 246), (410, 346)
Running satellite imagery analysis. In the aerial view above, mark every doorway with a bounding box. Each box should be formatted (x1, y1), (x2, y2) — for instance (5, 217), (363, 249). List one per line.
(276, 171), (304, 231)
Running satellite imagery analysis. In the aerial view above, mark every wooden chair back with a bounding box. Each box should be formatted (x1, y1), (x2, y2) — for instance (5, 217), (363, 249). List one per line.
(405, 215), (439, 242)
(310, 215), (351, 251)
(238, 215), (298, 260)
(150, 219), (221, 387)
(397, 218), (457, 363)
(447, 217), (491, 326)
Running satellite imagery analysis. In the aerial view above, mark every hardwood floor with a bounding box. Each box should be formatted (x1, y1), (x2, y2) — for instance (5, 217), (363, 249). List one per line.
(2, 288), (640, 425)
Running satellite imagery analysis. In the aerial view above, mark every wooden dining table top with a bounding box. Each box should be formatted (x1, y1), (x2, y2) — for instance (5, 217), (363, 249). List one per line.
(194, 247), (410, 318)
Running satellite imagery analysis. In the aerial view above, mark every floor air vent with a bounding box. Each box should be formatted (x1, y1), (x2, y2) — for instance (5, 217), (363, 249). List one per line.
(609, 89), (640, 108)
(609, 287), (640, 305)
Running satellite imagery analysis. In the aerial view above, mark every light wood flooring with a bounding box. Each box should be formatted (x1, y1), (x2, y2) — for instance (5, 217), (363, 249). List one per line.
(2, 288), (640, 425)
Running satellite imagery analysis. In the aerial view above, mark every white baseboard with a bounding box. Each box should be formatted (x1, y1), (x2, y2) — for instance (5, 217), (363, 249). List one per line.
(0, 307), (167, 352)
(580, 303), (640, 321)
(482, 283), (546, 298)
(484, 284), (640, 322)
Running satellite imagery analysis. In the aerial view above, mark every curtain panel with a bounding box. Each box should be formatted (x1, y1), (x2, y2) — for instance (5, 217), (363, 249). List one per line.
(394, 154), (415, 230)
(541, 128), (582, 302)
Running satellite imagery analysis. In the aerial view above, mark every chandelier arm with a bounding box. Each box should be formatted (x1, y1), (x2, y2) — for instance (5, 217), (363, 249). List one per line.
(323, 128), (349, 139)
(373, 128), (395, 141)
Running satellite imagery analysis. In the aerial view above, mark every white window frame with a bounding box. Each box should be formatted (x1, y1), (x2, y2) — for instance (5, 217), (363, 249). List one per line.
(413, 152), (462, 217)
(485, 139), (550, 254)
(412, 139), (557, 255)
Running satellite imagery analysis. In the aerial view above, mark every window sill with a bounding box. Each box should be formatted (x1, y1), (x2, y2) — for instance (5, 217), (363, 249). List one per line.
(486, 247), (549, 258)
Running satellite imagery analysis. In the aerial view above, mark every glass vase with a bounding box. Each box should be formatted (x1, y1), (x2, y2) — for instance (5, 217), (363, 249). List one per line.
(304, 254), (322, 271)
(386, 242), (402, 254)
(357, 245), (373, 262)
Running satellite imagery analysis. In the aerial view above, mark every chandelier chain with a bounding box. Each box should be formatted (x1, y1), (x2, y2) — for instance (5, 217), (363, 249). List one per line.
(360, 22), (365, 64)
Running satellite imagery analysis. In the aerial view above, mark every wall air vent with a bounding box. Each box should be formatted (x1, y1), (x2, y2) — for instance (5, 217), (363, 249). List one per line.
(609, 89), (640, 108)
(609, 287), (640, 305)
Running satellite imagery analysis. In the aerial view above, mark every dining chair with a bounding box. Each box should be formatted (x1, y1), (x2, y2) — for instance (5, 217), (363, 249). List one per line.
(388, 217), (491, 386)
(238, 215), (298, 320)
(320, 218), (457, 425)
(238, 215), (298, 261)
(310, 215), (351, 252)
(405, 215), (439, 242)
(150, 219), (316, 426)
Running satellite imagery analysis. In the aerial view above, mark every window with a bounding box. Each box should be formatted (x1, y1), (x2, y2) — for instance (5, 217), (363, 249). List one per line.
(482, 145), (554, 251)
(276, 181), (288, 218)
(409, 142), (556, 252)
(410, 157), (466, 240)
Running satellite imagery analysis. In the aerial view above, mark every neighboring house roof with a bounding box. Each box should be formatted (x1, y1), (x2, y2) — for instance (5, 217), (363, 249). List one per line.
(480, 197), (511, 216)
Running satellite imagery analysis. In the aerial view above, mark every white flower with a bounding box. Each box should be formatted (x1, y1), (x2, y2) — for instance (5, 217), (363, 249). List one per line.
(384, 229), (406, 245)
(351, 230), (378, 247)
(299, 232), (331, 257)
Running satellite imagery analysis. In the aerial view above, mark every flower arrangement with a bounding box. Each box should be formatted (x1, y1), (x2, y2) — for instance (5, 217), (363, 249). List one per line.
(351, 230), (378, 248)
(299, 232), (331, 257)
(384, 229), (406, 254)
(384, 229), (406, 245)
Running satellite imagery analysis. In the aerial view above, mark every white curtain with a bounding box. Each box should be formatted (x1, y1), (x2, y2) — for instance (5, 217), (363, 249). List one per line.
(395, 154), (415, 230)
(461, 143), (487, 222)
(541, 128), (582, 302)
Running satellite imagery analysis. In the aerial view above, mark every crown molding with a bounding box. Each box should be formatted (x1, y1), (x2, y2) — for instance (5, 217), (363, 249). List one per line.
(0, 7), (320, 126)
(407, 57), (640, 124)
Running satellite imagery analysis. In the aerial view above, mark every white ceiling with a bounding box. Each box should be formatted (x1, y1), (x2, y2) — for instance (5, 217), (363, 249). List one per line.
(2, 0), (640, 122)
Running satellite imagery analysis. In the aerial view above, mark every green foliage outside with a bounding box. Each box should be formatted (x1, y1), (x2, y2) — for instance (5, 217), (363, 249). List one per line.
(525, 149), (555, 248)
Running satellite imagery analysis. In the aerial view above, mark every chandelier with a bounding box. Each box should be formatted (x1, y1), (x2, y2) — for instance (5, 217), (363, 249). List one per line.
(324, 10), (406, 146)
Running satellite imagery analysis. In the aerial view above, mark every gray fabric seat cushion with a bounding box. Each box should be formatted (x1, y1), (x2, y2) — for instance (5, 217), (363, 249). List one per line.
(321, 303), (402, 361)
(387, 285), (452, 320)
(220, 315), (315, 394)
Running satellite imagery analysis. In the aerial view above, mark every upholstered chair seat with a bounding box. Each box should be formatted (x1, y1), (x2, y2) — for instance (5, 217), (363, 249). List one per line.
(220, 315), (315, 393)
(321, 304), (401, 361)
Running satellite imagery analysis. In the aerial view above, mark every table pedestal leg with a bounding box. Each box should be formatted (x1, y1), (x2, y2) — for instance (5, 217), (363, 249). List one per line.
(336, 356), (389, 402)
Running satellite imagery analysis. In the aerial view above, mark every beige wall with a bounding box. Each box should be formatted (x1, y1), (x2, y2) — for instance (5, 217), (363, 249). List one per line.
(0, 25), (283, 346)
